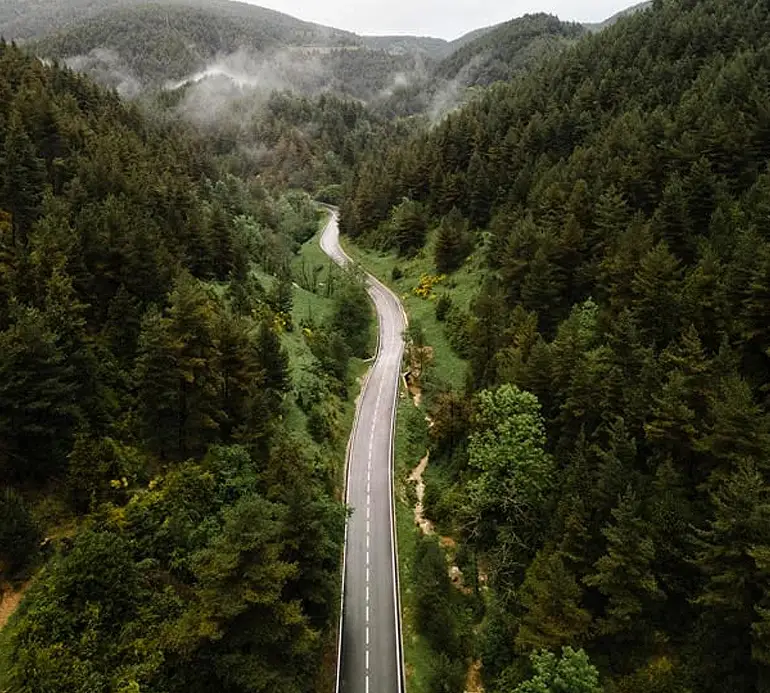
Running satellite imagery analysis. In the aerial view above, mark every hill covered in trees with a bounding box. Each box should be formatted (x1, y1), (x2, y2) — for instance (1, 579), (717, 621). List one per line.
(2, 0), (655, 114)
(435, 13), (587, 87)
(0, 0), (356, 43)
(342, 0), (770, 691)
(0, 38), (373, 692)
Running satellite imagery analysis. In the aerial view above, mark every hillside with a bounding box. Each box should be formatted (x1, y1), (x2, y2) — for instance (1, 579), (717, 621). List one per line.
(0, 38), (368, 693)
(25, 1), (361, 87)
(435, 12), (587, 86)
(0, 0), (356, 42)
(584, 0), (653, 31)
(361, 34), (450, 58)
(342, 0), (770, 691)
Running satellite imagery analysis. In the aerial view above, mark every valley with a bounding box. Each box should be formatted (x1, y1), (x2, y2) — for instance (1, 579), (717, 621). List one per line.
(4, 1), (770, 692)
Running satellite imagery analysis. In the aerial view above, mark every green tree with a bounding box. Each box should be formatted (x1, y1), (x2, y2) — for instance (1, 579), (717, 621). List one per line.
(584, 489), (664, 638)
(0, 488), (40, 577)
(413, 533), (459, 656)
(0, 306), (80, 482)
(0, 110), (45, 247)
(511, 647), (603, 693)
(517, 548), (592, 651)
(390, 198), (428, 256)
(331, 271), (372, 358)
(465, 385), (554, 588)
(434, 207), (473, 274)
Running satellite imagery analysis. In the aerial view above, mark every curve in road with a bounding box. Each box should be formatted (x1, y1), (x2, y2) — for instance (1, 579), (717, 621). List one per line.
(321, 210), (406, 693)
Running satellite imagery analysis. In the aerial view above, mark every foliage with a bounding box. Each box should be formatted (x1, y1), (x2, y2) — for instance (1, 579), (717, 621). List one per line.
(0, 42), (346, 692)
(511, 648), (603, 693)
(342, 1), (770, 690)
(0, 488), (41, 578)
(436, 13), (587, 87)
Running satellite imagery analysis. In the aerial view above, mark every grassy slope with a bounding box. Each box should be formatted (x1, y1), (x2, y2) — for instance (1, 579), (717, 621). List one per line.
(340, 232), (475, 390)
(341, 231), (475, 691)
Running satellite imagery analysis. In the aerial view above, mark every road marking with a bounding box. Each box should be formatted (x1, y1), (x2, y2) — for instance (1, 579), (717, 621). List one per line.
(366, 519), (370, 534)
(366, 534), (370, 550)
(366, 549), (370, 565)
(366, 649), (370, 670)
(366, 604), (370, 622)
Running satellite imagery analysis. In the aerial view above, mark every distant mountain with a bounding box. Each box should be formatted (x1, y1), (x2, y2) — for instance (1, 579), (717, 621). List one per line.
(435, 13), (586, 86)
(361, 35), (450, 59)
(1, 0), (654, 108)
(26, 1), (358, 85)
(583, 1), (653, 32)
(446, 23), (499, 52)
(0, 0), (356, 43)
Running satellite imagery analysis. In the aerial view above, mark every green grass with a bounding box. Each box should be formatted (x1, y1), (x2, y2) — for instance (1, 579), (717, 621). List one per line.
(394, 396), (435, 693)
(340, 233), (475, 391)
(294, 217), (374, 693)
(343, 232), (479, 692)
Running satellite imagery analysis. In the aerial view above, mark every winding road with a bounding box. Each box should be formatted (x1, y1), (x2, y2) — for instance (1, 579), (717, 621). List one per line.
(320, 210), (406, 693)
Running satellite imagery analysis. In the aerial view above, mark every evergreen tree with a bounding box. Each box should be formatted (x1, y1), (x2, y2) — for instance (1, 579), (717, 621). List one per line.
(0, 488), (40, 578)
(434, 208), (472, 274)
(584, 489), (664, 638)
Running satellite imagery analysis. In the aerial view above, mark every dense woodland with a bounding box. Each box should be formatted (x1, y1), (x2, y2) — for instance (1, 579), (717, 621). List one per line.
(343, 0), (770, 691)
(434, 14), (587, 87)
(0, 39), (378, 692)
(3, 0), (770, 691)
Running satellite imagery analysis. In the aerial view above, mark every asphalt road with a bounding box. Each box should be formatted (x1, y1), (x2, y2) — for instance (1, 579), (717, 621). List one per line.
(320, 210), (406, 693)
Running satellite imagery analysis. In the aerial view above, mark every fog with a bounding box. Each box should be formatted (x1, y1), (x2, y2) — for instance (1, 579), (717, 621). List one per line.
(66, 48), (142, 99)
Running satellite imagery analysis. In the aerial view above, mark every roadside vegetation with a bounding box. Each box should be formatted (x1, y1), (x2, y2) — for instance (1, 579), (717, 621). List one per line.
(0, 43), (370, 693)
(342, 1), (770, 691)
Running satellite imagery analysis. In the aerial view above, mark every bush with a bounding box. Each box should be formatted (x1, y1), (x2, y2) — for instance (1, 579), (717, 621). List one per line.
(413, 533), (459, 656)
(392, 266), (404, 281)
(426, 651), (466, 693)
(435, 293), (453, 322)
(307, 400), (341, 444)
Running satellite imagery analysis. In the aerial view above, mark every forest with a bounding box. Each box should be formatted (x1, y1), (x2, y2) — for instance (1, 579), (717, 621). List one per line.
(0, 38), (377, 692)
(3, 0), (770, 691)
(342, 0), (770, 691)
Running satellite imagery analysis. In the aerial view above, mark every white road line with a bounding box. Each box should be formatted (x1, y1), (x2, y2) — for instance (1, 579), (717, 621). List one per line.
(366, 604), (370, 623)
(366, 585), (370, 602)
(366, 519), (370, 534)
(366, 626), (370, 645)
(366, 549), (370, 565)
(366, 649), (370, 670)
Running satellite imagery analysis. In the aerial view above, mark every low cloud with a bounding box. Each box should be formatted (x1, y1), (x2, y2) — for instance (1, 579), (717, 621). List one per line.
(65, 48), (142, 99)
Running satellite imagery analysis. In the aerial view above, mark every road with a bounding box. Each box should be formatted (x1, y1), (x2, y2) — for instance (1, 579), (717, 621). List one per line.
(320, 210), (406, 693)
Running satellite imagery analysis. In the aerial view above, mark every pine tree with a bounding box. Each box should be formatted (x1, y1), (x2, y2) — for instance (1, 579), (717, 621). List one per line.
(584, 489), (664, 638)
(0, 110), (45, 247)
(517, 548), (592, 651)
(434, 208), (472, 274)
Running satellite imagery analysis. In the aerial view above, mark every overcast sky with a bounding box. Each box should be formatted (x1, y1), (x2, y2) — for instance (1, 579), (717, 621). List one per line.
(243, 0), (637, 39)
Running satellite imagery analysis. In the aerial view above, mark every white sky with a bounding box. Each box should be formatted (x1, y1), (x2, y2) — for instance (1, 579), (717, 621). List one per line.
(243, 0), (637, 40)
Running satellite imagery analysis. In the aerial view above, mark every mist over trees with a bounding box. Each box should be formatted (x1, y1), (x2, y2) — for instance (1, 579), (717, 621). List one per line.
(4, 0), (770, 691)
(0, 39), (357, 692)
